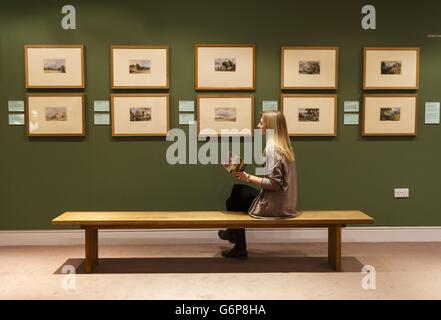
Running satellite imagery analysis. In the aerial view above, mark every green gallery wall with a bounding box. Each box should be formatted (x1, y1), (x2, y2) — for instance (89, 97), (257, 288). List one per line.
(0, 0), (440, 230)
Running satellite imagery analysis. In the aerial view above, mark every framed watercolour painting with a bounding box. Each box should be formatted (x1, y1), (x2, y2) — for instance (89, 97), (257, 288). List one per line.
(197, 95), (254, 137)
(281, 47), (339, 89)
(26, 93), (86, 136)
(25, 45), (85, 89)
(111, 94), (169, 136)
(363, 48), (420, 90)
(281, 94), (337, 136)
(195, 45), (256, 90)
(362, 94), (418, 136)
(111, 46), (169, 89)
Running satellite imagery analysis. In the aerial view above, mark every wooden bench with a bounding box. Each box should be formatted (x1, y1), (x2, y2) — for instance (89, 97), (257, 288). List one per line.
(52, 210), (374, 273)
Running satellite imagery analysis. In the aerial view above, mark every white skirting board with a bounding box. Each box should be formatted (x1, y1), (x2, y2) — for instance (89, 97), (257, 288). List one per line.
(1, 227), (441, 246)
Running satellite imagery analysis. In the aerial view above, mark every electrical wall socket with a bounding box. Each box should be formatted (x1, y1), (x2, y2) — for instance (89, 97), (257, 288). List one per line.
(394, 188), (409, 198)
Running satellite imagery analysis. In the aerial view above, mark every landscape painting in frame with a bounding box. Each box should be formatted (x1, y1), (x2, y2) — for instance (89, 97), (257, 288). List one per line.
(25, 94), (85, 136)
(130, 107), (152, 122)
(298, 108), (320, 122)
(129, 60), (151, 74)
(362, 94), (418, 136)
(195, 45), (255, 90)
(197, 95), (254, 137)
(214, 58), (236, 72)
(45, 107), (67, 121)
(44, 59), (66, 74)
(111, 94), (169, 136)
(215, 107), (237, 122)
(111, 46), (169, 89)
(281, 94), (337, 136)
(25, 45), (85, 88)
(363, 48), (420, 89)
(281, 47), (339, 89)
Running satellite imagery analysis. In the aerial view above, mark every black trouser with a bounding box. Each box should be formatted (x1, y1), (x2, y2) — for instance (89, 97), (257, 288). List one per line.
(225, 184), (259, 249)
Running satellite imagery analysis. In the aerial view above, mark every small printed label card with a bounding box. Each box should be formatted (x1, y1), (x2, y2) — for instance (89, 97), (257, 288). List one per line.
(94, 100), (110, 112)
(9, 114), (25, 125)
(179, 101), (195, 112)
(262, 101), (278, 111)
(179, 113), (195, 125)
(344, 113), (359, 125)
(425, 102), (440, 124)
(94, 113), (110, 125)
(344, 101), (360, 113)
(8, 101), (25, 112)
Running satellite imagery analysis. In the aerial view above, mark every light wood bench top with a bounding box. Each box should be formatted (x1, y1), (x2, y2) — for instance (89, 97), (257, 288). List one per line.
(52, 210), (374, 228)
(52, 210), (374, 272)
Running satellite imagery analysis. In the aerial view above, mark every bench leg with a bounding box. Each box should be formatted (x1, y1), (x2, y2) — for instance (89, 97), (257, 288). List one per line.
(85, 228), (98, 273)
(328, 225), (342, 272)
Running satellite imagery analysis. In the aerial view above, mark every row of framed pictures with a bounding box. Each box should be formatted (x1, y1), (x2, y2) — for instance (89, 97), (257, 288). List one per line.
(24, 45), (420, 90)
(24, 94), (418, 137)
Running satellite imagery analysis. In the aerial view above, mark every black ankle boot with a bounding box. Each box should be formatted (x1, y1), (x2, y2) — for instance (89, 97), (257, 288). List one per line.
(218, 229), (237, 244)
(221, 229), (248, 259)
(221, 246), (248, 260)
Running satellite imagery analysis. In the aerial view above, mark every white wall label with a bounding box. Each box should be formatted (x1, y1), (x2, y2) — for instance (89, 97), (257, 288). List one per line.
(262, 101), (278, 111)
(179, 101), (195, 112)
(9, 114), (25, 126)
(179, 113), (195, 125)
(425, 102), (440, 124)
(344, 113), (359, 125)
(8, 101), (25, 112)
(344, 101), (360, 113)
(94, 101), (110, 112)
(94, 113), (110, 125)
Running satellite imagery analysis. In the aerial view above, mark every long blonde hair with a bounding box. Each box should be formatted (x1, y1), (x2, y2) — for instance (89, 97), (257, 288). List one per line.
(261, 111), (295, 162)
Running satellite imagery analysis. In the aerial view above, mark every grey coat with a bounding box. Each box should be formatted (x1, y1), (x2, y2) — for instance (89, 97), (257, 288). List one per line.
(248, 152), (299, 219)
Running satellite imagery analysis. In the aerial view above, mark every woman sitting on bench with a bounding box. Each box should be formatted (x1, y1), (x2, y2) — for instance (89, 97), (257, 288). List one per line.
(219, 110), (299, 259)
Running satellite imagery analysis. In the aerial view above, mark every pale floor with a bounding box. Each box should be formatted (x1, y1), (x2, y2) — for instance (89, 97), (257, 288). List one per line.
(0, 242), (441, 299)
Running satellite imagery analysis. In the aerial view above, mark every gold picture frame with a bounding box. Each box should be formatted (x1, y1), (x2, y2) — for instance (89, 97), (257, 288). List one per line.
(197, 94), (254, 137)
(281, 47), (339, 90)
(24, 45), (85, 89)
(110, 45), (169, 89)
(25, 93), (86, 137)
(111, 94), (170, 137)
(281, 94), (338, 136)
(363, 47), (420, 90)
(195, 44), (256, 90)
(362, 94), (418, 136)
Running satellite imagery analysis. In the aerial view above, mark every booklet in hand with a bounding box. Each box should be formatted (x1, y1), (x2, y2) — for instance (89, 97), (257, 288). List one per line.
(223, 153), (246, 173)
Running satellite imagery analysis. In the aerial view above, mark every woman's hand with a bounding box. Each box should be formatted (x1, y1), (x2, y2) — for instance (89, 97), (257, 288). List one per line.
(232, 171), (264, 186)
(231, 171), (249, 182)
